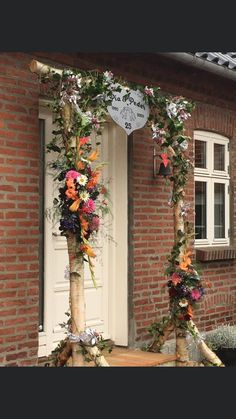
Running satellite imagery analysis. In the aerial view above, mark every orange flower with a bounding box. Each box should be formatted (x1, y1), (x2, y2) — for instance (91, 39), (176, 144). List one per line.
(179, 251), (192, 271)
(79, 215), (89, 235)
(65, 188), (78, 200)
(88, 149), (99, 162)
(204, 280), (212, 288)
(69, 199), (81, 212)
(80, 244), (96, 258)
(187, 305), (193, 318)
(87, 171), (100, 189)
(77, 160), (85, 170)
(79, 137), (90, 145)
(66, 178), (75, 189)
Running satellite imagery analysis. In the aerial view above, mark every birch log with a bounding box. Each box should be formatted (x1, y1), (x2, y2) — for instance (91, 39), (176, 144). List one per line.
(148, 320), (175, 352)
(189, 320), (223, 366)
(56, 340), (72, 367)
(175, 328), (189, 364)
(29, 59), (62, 76)
(67, 233), (86, 366)
(173, 167), (190, 363)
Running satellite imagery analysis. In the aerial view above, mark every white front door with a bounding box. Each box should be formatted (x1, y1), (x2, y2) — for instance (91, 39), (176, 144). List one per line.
(38, 105), (128, 357)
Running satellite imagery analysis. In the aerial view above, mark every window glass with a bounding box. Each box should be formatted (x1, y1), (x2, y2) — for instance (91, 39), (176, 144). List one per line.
(195, 140), (206, 168)
(214, 143), (225, 171)
(214, 183), (225, 238)
(195, 181), (207, 239)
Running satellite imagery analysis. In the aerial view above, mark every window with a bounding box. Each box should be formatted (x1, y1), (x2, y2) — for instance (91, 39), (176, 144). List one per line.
(194, 131), (230, 247)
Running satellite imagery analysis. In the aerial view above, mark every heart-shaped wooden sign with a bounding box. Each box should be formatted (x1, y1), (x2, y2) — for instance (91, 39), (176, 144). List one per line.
(107, 85), (149, 135)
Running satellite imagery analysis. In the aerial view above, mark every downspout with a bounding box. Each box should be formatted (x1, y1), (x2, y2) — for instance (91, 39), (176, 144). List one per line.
(158, 52), (236, 82)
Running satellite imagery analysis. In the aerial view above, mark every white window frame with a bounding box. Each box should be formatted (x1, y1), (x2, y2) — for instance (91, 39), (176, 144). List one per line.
(194, 130), (230, 247)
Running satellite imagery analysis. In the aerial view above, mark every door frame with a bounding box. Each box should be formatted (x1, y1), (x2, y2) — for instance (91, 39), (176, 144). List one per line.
(38, 102), (128, 357)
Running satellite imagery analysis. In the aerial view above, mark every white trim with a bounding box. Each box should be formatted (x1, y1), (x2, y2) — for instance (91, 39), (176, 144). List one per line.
(194, 130), (230, 247)
(107, 123), (128, 345)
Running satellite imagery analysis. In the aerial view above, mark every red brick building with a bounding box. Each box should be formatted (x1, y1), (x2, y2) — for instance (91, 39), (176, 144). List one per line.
(1, 52), (236, 366)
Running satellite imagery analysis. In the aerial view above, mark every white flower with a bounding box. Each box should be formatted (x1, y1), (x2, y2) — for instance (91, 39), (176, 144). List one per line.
(103, 70), (114, 83)
(84, 111), (93, 120)
(179, 299), (188, 308)
(75, 75), (82, 89)
(77, 174), (88, 186)
(179, 139), (189, 151)
(151, 124), (166, 143)
(79, 190), (90, 202)
(166, 102), (178, 119)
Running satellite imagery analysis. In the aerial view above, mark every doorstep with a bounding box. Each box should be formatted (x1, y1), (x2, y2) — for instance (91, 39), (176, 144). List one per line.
(104, 346), (177, 367)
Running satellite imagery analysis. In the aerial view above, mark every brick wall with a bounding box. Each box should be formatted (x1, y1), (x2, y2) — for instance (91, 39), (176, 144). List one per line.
(0, 53), (40, 365)
(131, 103), (236, 344)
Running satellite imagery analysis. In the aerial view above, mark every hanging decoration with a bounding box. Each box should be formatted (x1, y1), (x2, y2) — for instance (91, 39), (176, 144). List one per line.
(107, 84), (149, 134)
(30, 59), (223, 367)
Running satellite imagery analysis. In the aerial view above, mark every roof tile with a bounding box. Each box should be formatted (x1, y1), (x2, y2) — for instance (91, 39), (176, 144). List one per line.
(191, 52), (236, 71)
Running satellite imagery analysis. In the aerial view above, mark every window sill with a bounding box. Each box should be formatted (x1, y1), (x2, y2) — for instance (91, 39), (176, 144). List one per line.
(195, 246), (236, 262)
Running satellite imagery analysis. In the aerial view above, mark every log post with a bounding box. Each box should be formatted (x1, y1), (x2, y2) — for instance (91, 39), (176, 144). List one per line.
(189, 321), (223, 366)
(173, 166), (190, 363)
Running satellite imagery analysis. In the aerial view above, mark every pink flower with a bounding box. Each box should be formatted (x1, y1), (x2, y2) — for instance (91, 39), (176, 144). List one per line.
(191, 289), (201, 301)
(90, 216), (100, 232)
(178, 109), (191, 122)
(82, 199), (95, 214)
(92, 116), (100, 131)
(66, 170), (80, 179)
(171, 272), (182, 286)
(144, 86), (154, 97)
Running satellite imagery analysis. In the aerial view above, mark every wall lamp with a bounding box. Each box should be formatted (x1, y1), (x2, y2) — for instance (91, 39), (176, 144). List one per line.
(153, 145), (171, 178)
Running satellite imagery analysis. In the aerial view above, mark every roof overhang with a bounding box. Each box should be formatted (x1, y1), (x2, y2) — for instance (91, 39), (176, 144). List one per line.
(158, 52), (236, 82)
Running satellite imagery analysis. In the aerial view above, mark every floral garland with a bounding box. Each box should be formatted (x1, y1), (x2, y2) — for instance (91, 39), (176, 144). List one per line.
(43, 66), (206, 334)
(55, 138), (108, 282)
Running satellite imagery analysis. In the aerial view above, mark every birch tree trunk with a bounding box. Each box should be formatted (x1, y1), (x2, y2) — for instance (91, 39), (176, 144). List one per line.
(67, 225), (110, 366)
(148, 320), (175, 352)
(173, 167), (190, 363)
(189, 320), (223, 366)
(67, 233), (86, 366)
(175, 328), (189, 364)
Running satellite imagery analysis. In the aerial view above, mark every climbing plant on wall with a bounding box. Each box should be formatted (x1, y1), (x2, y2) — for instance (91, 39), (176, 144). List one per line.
(30, 59), (223, 367)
